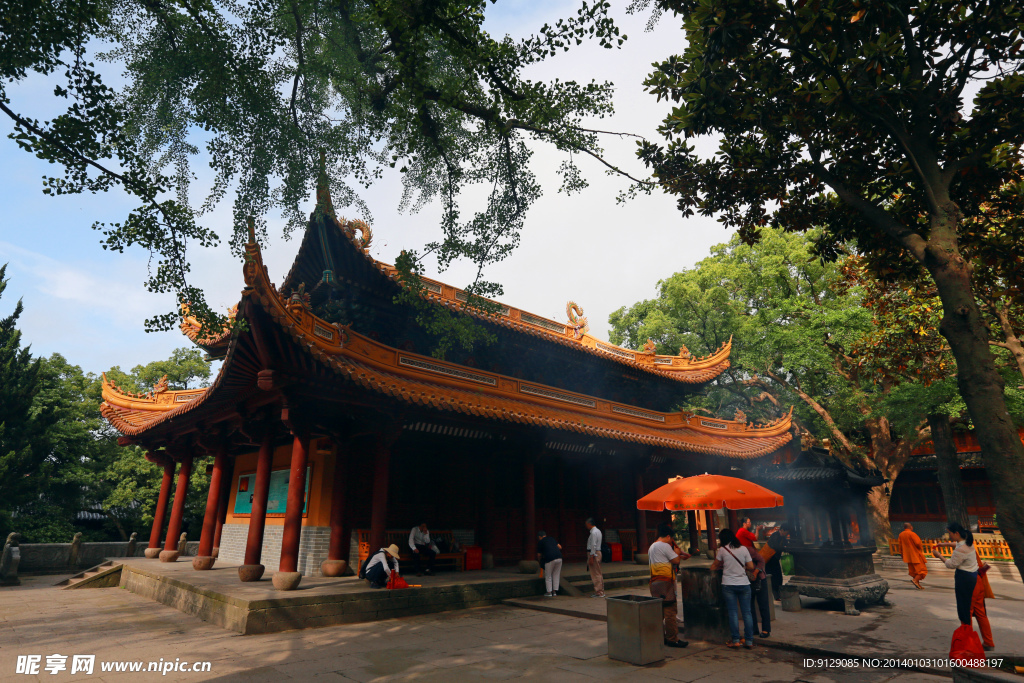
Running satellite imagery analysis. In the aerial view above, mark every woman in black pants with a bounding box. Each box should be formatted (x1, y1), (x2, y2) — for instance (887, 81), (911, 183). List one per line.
(933, 522), (978, 625)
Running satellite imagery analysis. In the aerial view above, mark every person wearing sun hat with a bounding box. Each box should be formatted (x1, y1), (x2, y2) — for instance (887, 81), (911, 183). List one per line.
(364, 544), (402, 589)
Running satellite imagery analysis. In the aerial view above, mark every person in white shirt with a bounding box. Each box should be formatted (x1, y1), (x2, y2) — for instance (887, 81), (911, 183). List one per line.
(711, 528), (755, 649)
(409, 523), (440, 576)
(585, 517), (605, 597)
(364, 544), (401, 588)
(648, 522), (690, 648)
(932, 522), (978, 625)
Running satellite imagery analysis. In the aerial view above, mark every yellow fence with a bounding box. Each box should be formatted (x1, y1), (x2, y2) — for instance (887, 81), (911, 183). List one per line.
(888, 538), (1014, 561)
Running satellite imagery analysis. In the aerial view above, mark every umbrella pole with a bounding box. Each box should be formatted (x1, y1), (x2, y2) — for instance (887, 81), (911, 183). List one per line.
(686, 511), (700, 554)
(705, 511), (718, 552)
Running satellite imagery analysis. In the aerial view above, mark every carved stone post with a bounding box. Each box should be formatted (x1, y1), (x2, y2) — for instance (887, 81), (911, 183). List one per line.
(161, 450), (194, 562)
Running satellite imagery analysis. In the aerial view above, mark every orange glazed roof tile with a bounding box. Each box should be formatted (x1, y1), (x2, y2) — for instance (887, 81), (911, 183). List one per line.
(101, 231), (791, 460)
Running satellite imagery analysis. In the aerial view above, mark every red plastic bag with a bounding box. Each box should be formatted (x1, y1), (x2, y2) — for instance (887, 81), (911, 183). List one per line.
(949, 624), (985, 667)
(386, 573), (410, 590)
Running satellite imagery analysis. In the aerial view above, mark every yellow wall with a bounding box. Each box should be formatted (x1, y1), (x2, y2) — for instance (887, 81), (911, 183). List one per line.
(225, 438), (334, 527)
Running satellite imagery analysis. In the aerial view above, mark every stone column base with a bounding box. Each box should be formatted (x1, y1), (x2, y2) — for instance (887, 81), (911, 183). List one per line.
(272, 571), (302, 591)
(320, 559), (349, 577)
(192, 556), (216, 570)
(517, 560), (540, 574)
(238, 564), (265, 582)
(144, 547), (161, 559)
(158, 550), (180, 562)
(212, 547), (219, 559)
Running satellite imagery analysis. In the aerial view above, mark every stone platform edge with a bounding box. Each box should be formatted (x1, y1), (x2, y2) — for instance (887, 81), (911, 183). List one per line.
(119, 564), (547, 635)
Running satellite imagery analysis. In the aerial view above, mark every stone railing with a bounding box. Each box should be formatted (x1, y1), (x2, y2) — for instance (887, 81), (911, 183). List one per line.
(1, 531), (200, 585)
(887, 538), (1013, 562)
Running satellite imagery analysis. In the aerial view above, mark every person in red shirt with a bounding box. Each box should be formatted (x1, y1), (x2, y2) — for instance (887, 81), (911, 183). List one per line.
(736, 517), (758, 550)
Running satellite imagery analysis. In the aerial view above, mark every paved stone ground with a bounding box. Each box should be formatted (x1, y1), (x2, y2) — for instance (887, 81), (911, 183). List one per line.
(0, 566), (1017, 683)
(510, 566), (1024, 666)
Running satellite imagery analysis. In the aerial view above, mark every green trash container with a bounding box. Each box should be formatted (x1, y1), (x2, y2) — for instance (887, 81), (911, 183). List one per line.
(780, 554), (795, 576)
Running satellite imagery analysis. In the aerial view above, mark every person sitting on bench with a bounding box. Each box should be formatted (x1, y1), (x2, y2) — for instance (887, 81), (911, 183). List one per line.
(409, 523), (440, 576)
(365, 544), (401, 589)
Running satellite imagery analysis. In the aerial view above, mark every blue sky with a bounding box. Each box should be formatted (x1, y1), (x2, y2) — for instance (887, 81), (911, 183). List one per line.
(0, 1), (733, 377)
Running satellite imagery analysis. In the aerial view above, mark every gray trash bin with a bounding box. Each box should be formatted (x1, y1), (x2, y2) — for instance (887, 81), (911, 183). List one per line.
(606, 595), (665, 665)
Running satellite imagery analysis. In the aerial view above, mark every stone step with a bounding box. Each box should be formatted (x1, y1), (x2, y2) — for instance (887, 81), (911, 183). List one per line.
(568, 575), (649, 593)
(58, 561), (122, 589)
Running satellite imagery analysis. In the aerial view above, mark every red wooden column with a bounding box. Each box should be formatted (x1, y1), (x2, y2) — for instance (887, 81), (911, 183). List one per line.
(522, 457), (536, 567)
(212, 456), (234, 556)
(633, 468), (648, 559)
(239, 431), (275, 582)
(727, 509), (739, 531)
(322, 439), (351, 577)
(274, 429), (310, 590)
(160, 451), (194, 562)
(705, 510), (718, 552)
(687, 510), (700, 554)
(368, 436), (392, 553)
(194, 442), (228, 570)
(146, 456), (175, 558)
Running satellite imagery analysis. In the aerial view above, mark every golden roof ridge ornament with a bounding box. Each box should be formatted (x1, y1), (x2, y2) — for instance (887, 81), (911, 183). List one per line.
(566, 301), (589, 340)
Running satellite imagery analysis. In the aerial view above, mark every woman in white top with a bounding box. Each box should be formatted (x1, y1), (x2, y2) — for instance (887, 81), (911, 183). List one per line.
(710, 528), (756, 649)
(932, 522), (978, 625)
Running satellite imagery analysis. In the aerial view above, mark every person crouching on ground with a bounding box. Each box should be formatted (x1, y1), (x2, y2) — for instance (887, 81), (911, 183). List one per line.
(648, 522), (690, 649)
(933, 522), (978, 628)
(537, 531), (563, 597)
(898, 522), (928, 589)
(409, 522), (439, 576)
(585, 517), (605, 597)
(712, 528), (756, 649)
(365, 544), (401, 589)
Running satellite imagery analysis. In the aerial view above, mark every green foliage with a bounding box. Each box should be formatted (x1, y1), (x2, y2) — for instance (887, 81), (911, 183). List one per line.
(3, 0), (630, 334)
(0, 265), (58, 539)
(633, 0), (1024, 261)
(609, 229), (928, 460)
(0, 336), (215, 542)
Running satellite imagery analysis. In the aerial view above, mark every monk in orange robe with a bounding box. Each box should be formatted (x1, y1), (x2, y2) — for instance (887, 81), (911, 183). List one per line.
(897, 522), (928, 589)
(972, 549), (995, 649)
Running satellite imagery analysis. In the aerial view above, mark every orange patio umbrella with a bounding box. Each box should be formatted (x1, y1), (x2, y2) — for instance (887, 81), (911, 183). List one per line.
(637, 473), (784, 512)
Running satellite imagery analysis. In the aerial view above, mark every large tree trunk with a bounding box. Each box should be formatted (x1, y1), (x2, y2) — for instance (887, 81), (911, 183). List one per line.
(865, 486), (894, 549)
(990, 302), (1024, 384)
(862, 416), (917, 547)
(928, 414), (970, 529)
(926, 214), (1024, 585)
